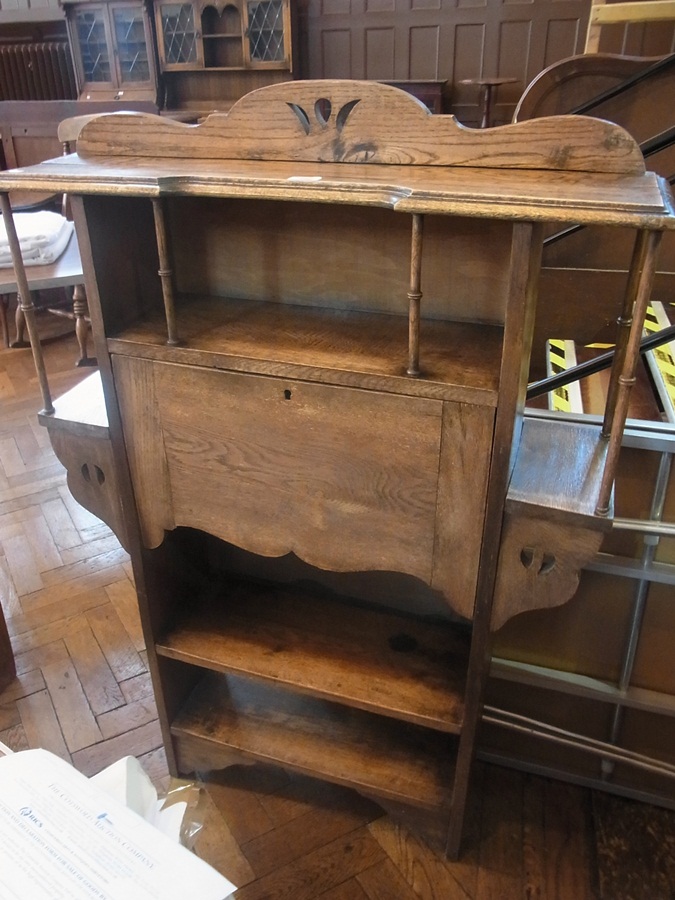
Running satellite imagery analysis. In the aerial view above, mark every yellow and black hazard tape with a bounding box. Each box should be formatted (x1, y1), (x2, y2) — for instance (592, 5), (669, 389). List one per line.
(546, 338), (583, 413)
(644, 302), (675, 422)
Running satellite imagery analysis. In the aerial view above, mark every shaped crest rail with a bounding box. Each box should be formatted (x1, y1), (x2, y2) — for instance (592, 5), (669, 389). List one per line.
(73, 79), (645, 175)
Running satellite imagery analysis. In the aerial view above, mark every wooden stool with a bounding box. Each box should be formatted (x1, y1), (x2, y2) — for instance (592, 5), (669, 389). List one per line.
(459, 76), (519, 128)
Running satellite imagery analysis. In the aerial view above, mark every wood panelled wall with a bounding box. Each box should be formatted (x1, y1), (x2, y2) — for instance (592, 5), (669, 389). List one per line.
(0, 0), (63, 24)
(298, 0), (675, 124)
(4, 0), (675, 120)
(299, 0), (591, 123)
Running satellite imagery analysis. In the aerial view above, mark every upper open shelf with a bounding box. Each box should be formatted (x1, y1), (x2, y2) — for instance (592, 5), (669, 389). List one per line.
(107, 295), (505, 405)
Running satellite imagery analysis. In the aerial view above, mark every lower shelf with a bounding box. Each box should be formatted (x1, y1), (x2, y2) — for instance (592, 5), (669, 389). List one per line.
(155, 577), (470, 732)
(171, 671), (457, 810)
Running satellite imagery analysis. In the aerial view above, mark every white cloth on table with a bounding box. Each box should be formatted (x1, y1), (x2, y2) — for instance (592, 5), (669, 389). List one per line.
(0, 210), (74, 268)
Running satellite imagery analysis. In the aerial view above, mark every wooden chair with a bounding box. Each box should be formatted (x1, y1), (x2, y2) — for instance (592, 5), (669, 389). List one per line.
(0, 102), (158, 363)
(0, 116), (95, 365)
(0, 232), (92, 364)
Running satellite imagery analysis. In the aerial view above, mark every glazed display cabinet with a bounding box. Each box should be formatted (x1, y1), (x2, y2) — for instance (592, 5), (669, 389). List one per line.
(156, 0), (291, 69)
(64, 0), (158, 102)
(152, 0), (294, 115)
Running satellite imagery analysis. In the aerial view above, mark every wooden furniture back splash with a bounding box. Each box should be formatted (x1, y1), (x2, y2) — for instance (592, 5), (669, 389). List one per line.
(1, 80), (672, 858)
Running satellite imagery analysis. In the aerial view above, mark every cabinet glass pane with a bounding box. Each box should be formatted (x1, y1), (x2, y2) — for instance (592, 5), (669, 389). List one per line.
(113, 7), (151, 83)
(76, 8), (112, 82)
(246, 0), (285, 62)
(160, 3), (198, 65)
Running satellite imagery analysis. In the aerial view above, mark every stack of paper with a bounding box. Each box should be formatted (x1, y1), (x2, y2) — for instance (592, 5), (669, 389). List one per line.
(0, 749), (237, 899)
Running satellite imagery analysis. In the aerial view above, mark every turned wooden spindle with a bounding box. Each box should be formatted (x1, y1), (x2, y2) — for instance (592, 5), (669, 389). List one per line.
(602, 230), (650, 438)
(0, 191), (54, 414)
(407, 213), (424, 377)
(596, 230), (662, 516)
(152, 198), (180, 346)
(61, 137), (73, 221)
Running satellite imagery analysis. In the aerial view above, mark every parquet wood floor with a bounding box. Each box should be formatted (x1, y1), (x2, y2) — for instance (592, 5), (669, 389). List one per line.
(1, 329), (674, 900)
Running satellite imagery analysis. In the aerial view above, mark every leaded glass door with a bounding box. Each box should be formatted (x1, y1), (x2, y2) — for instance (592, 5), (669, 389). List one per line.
(244, 0), (289, 68)
(111, 2), (153, 85)
(157, 1), (203, 68)
(67, 0), (157, 98)
(74, 5), (114, 86)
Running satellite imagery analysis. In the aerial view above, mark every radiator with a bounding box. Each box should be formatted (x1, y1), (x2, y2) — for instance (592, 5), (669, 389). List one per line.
(0, 42), (77, 101)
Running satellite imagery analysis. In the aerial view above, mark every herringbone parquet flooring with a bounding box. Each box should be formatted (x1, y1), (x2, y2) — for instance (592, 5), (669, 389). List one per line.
(1, 327), (674, 900)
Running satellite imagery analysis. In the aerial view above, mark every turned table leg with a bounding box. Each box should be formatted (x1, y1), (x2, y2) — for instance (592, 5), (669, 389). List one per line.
(458, 76), (519, 128)
(11, 290), (29, 348)
(73, 283), (96, 367)
(0, 294), (9, 348)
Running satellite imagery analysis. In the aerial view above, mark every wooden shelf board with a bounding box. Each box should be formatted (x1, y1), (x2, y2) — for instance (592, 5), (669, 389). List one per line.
(37, 370), (109, 438)
(171, 671), (456, 809)
(108, 296), (503, 405)
(156, 579), (469, 733)
(3, 155), (670, 227)
(507, 416), (613, 526)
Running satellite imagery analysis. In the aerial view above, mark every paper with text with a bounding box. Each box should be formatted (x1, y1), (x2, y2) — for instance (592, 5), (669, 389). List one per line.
(0, 749), (236, 899)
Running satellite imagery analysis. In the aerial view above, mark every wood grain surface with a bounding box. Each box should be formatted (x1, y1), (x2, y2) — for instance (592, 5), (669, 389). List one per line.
(108, 295), (505, 405)
(1, 333), (674, 897)
(156, 578), (470, 731)
(71, 81), (646, 175)
(172, 671), (458, 809)
(2, 153), (671, 229)
(1, 74), (671, 884)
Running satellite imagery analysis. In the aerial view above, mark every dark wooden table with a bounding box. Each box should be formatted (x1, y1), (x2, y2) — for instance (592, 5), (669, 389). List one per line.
(0, 233), (93, 366)
(381, 80), (448, 113)
(459, 76), (519, 127)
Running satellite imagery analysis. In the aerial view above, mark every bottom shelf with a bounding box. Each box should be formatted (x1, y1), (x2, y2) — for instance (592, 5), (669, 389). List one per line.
(171, 671), (457, 811)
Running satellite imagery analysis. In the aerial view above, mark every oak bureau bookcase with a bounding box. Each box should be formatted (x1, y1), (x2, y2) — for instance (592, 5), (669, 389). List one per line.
(1, 81), (673, 857)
